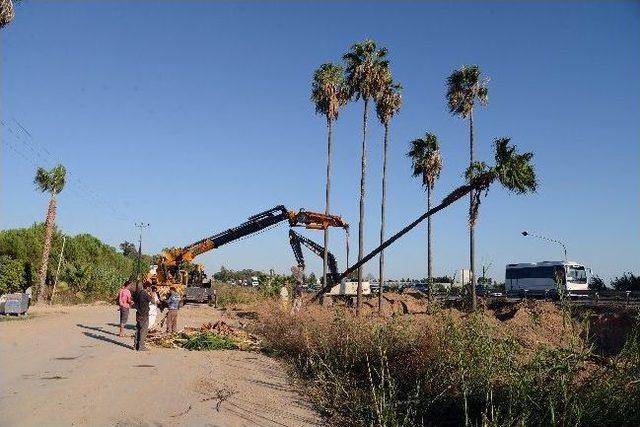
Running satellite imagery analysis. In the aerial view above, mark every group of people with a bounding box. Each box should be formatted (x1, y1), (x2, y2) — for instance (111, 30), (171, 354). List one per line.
(117, 281), (182, 351)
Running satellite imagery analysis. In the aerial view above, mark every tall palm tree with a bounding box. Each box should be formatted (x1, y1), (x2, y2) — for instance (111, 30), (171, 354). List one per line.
(375, 81), (402, 313)
(314, 138), (536, 299)
(407, 132), (443, 294)
(343, 39), (390, 316)
(311, 63), (346, 290)
(446, 65), (488, 310)
(34, 164), (66, 303)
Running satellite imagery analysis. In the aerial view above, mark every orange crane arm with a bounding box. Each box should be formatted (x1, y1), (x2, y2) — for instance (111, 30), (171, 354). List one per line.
(162, 205), (348, 268)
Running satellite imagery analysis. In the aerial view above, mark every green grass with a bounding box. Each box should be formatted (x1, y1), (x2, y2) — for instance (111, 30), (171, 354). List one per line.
(176, 331), (238, 351)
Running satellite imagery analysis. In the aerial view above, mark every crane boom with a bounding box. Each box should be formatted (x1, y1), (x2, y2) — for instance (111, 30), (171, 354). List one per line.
(288, 229), (339, 280)
(162, 205), (348, 268)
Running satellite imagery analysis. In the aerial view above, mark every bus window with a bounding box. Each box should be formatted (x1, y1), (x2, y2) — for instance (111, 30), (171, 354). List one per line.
(566, 266), (587, 283)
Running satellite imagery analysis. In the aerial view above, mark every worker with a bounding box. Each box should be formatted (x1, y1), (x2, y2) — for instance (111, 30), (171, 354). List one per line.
(133, 282), (152, 351)
(24, 286), (32, 307)
(291, 281), (303, 314)
(279, 284), (289, 308)
(117, 281), (133, 337)
(165, 287), (181, 334)
(148, 285), (160, 330)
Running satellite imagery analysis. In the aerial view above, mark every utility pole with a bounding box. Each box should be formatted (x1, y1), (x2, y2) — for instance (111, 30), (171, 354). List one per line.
(49, 236), (66, 305)
(521, 231), (567, 260)
(135, 222), (150, 280)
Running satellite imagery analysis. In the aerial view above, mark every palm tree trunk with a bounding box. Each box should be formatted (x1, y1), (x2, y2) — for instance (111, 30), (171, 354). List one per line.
(37, 193), (57, 303)
(323, 118), (333, 291)
(356, 97), (369, 316)
(469, 111), (477, 311)
(427, 185), (432, 296)
(378, 123), (389, 313)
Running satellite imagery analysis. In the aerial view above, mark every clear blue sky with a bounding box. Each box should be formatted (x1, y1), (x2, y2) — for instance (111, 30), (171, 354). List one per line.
(1, 1), (638, 281)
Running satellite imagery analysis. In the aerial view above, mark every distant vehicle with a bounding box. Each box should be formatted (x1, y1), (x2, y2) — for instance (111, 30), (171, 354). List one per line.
(327, 281), (371, 296)
(411, 283), (430, 294)
(0, 293), (29, 315)
(185, 275), (215, 304)
(505, 261), (591, 295)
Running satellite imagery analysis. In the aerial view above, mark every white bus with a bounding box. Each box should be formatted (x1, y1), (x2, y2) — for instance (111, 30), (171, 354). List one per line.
(505, 261), (590, 295)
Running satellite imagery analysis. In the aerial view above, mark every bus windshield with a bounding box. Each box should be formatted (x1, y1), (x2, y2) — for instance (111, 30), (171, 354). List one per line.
(566, 266), (587, 283)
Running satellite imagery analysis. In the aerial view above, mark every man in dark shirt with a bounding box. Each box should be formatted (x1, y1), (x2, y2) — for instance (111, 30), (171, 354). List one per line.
(133, 282), (152, 351)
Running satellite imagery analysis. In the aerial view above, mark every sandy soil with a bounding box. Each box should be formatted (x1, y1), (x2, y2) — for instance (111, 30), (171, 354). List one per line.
(0, 304), (321, 427)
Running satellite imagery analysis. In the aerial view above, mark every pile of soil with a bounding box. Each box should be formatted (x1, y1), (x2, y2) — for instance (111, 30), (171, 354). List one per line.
(488, 300), (581, 350)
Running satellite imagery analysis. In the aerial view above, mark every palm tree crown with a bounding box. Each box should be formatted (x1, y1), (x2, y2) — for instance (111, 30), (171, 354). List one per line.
(343, 39), (390, 101)
(375, 82), (402, 126)
(34, 165), (66, 195)
(311, 63), (346, 122)
(408, 132), (443, 190)
(446, 64), (488, 118)
(493, 138), (537, 193)
(466, 138), (537, 224)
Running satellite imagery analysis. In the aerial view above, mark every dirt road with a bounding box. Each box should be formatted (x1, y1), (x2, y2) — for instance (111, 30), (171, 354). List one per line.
(0, 304), (321, 427)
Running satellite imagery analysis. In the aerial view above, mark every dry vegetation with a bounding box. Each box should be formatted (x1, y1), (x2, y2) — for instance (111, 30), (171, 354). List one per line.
(243, 293), (640, 426)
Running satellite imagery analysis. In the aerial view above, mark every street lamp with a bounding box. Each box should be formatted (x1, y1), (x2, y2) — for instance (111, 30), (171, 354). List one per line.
(521, 230), (567, 260)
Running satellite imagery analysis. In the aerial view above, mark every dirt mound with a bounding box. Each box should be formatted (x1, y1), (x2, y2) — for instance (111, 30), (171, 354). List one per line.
(578, 307), (639, 355)
(487, 300), (582, 350)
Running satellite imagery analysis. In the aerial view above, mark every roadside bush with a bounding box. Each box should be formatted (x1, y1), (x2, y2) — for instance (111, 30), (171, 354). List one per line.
(256, 304), (640, 426)
(215, 283), (261, 307)
(611, 272), (640, 291)
(0, 255), (31, 294)
(0, 224), (145, 301)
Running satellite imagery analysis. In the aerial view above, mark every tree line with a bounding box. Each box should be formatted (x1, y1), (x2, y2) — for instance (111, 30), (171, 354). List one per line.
(0, 223), (152, 300)
(312, 40), (536, 314)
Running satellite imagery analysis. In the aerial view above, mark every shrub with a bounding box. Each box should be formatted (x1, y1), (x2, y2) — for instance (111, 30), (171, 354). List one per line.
(215, 283), (261, 307)
(255, 304), (640, 426)
(611, 272), (640, 291)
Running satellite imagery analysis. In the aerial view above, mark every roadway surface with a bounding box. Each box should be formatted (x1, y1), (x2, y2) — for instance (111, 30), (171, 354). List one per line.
(0, 304), (321, 427)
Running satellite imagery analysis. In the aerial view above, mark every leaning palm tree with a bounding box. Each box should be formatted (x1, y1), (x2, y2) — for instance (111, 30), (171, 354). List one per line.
(34, 164), (66, 303)
(314, 138), (536, 299)
(311, 63), (347, 290)
(343, 39), (390, 316)
(408, 132), (443, 294)
(446, 65), (488, 310)
(375, 80), (402, 312)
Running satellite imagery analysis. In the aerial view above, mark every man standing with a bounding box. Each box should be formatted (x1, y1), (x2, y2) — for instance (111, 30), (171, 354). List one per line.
(165, 287), (181, 334)
(133, 282), (152, 351)
(291, 281), (303, 314)
(117, 281), (133, 337)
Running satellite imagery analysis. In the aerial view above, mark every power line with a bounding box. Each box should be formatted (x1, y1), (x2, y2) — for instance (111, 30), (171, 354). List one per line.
(1, 119), (131, 222)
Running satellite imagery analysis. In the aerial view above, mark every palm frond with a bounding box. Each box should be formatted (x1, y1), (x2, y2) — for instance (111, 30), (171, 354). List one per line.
(375, 80), (402, 125)
(493, 138), (537, 194)
(311, 62), (346, 122)
(343, 39), (391, 101)
(407, 132), (443, 191)
(445, 64), (489, 118)
(34, 164), (66, 194)
(0, 0), (15, 29)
